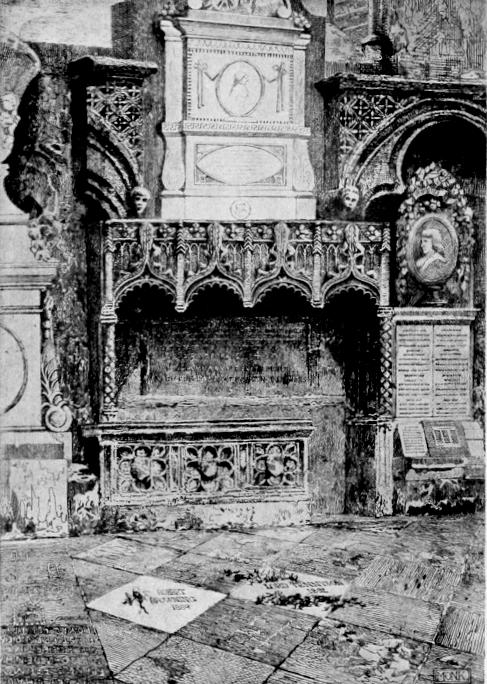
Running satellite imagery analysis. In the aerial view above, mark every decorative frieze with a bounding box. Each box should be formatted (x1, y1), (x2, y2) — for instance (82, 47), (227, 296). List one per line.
(88, 420), (311, 505)
(105, 219), (386, 313)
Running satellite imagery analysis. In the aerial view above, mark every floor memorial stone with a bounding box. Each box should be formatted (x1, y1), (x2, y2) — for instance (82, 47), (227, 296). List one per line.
(227, 568), (355, 619)
(73, 536), (180, 573)
(1, 622), (111, 682)
(87, 575), (226, 633)
(178, 596), (318, 666)
(279, 618), (430, 683)
(116, 634), (274, 684)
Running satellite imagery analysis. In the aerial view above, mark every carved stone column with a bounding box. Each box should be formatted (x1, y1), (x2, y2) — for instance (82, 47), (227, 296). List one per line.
(0, 32), (71, 539)
(375, 305), (395, 515)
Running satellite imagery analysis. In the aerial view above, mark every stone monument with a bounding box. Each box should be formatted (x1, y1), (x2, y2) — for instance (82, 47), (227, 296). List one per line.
(157, 1), (316, 220)
(0, 31), (71, 539)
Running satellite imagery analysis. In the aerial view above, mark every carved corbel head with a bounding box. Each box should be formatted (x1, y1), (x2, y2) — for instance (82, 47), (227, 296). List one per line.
(130, 186), (151, 217)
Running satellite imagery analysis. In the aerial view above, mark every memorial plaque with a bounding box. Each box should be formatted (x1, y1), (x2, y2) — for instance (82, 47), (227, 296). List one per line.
(87, 575), (226, 633)
(396, 325), (433, 417)
(397, 422), (428, 460)
(433, 326), (470, 417)
(396, 323), (472, 419)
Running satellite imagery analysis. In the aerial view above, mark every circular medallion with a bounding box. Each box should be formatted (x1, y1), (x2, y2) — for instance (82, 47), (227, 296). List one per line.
(230, 200), (251, 220)
(406, 214), (458, 285)
(0, 324), (28, 414)
(216, 61), (263, 117)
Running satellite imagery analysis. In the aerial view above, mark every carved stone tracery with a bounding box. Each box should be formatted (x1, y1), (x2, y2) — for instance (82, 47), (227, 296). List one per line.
(107, 433), (307, 502)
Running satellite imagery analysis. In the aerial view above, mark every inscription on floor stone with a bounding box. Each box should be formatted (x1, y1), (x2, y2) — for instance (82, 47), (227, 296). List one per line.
(1, 623), (110, 681)
(87, 575), (226, 633)
(228, 570), (350, 619)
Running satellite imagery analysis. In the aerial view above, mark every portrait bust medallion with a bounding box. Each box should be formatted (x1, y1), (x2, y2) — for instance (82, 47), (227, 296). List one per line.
(406, 214), (458, 285)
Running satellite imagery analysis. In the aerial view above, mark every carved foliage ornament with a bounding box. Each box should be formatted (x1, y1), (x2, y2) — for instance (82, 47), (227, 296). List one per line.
(396, 163), (475, 306)
(112, 438), (305, 500)
(41, 294), (72, 432)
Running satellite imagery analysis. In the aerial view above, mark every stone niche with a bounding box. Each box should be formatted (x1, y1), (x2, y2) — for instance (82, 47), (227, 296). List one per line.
(158, 11), (316, 221)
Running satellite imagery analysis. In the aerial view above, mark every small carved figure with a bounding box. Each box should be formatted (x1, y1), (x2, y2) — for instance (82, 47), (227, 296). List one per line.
(130, 446), (152, 490)
(130, 186), (151, 217)
(320, 184), (362, 220)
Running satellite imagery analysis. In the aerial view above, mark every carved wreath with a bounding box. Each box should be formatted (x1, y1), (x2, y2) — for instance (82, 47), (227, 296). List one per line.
(395, 163), (475, 306)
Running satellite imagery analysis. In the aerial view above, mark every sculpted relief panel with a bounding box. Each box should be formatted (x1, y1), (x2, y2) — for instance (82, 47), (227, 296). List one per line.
(189, 44), (293, 122)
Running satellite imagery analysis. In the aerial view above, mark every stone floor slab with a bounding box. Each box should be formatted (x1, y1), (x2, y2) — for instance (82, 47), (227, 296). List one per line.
(416, 644), (484, 683)
(266, 669), (324, 683)
(73, 536), (180, 573)
(1, 622), (111, 682)
(73, 558), (138, 604)
(153, 552), (259, 593)
(279, 618), (430, 683)
(90, 611), (169, 674)
(118, 529), (218, 552)
(248, 527), (315, 543)
(191, 531), (294, 563)
(116, 635), (274, 683)
(330, 587), (443, 643)
(271, 543), (375, 581)
(178, 596), (317, 666)
(87, 575), (226, 633)
(435, 607), (484, 655)
(356, 555), (463, 604)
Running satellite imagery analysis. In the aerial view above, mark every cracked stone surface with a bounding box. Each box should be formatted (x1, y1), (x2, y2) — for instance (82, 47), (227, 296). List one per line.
(1, 514), (484, 683)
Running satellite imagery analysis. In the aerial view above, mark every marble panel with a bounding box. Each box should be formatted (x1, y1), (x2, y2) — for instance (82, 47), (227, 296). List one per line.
(87, 575), (226, 633)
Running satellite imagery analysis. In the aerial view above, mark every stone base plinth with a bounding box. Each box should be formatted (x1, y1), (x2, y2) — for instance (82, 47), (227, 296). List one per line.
(0, 428), (72, 539)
